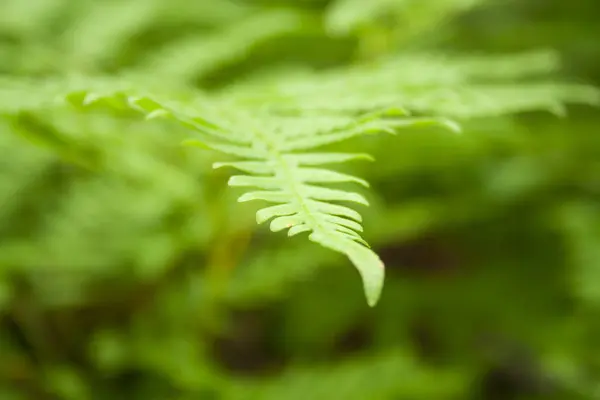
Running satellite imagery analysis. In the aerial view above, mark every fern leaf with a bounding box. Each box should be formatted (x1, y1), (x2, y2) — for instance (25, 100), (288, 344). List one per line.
(225, 51), (600, 118)
(0, 81), (389, 305)
(0, 48), (597, 306)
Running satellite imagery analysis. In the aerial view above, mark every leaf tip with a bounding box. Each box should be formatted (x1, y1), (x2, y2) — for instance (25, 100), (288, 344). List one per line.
(365, 259), (384, 307)
(237, 193), (252, 203)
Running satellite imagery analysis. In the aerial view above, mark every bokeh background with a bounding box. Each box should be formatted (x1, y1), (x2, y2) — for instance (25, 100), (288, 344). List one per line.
(1, 0), (600, 399)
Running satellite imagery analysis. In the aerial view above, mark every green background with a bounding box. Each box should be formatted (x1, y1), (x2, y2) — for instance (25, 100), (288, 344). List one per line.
(1, 0), (599, 398)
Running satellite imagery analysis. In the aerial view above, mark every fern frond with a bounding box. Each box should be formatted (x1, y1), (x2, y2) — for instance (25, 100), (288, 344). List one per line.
(0, 49), (597, 305)
(0, 80), (398, 305)
(224, 51), (600, 118)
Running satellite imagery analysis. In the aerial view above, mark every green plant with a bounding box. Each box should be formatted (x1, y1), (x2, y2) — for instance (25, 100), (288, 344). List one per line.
(2, 1), (600, 398)
(1, 49), (597, 306)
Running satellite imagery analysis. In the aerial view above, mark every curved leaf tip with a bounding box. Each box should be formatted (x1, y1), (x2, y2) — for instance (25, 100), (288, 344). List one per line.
(310, 233), (385, 307)
(347, 244), (385, 307)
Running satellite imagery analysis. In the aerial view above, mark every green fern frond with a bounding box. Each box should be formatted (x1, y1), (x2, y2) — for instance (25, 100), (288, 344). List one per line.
(0, 78), (457, 305)
(0, 49), (597, 305)
(224, 51), (600, 118)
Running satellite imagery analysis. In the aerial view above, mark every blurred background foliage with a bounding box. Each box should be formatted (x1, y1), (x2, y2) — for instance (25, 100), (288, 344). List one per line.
(0, 0), (599, 399)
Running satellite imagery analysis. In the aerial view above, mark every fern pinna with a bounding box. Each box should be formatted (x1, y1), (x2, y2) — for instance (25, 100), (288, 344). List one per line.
(1, 51), (598, 305)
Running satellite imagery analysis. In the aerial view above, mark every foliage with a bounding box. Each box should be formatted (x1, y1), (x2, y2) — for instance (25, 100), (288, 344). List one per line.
(1, 36), (595, 307)
(0, 0), (599, 399)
